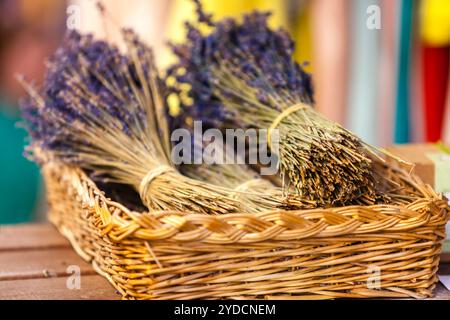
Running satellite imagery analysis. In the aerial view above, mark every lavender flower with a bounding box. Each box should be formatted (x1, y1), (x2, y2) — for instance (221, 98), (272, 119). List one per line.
(20, 30), (145, 162)
(167, 7), (314, 129)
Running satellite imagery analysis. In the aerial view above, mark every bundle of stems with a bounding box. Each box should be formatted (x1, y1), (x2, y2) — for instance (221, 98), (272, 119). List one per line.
(166, 104), (320, 208)
(215, 68), (380, 204)
(179, 141), (268, 188)
(20, 29), (300, 214)
(178, 139), (319, 209)
(166, 4), (401, 206)
(170, 111), (403, 208)
(167, 108), (276, 189)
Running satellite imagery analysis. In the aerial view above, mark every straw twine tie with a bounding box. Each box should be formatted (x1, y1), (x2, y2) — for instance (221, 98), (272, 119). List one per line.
(267, 103), (309, 148)
(230, 178), (264, 201)
(139, 165), (175, 204)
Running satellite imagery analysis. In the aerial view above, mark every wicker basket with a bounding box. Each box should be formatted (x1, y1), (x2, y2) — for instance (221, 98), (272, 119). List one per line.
(43, 161), (449, 300)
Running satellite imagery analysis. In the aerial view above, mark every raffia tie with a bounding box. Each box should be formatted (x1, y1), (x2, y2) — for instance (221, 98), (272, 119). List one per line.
(139, 165), (174, 204)
(267, 103), (309, 148)
(234, 178), (263, 193)
(230, 178), (263, 201)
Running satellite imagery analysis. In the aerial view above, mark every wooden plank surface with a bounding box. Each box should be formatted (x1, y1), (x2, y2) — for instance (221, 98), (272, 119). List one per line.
(0, 223), (117, 299)
(0, 223), (449, 300)
(0, 248), (96, 281)
(0, 275), (120, 300)
(0, 223), (70, 251)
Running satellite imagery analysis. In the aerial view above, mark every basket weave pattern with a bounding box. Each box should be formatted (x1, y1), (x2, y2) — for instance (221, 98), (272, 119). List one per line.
(44, 162), (449, 300)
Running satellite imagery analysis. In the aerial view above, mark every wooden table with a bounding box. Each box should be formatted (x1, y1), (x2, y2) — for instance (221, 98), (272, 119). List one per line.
(1, 223), (450, 300)
(0, 223), (120, 300)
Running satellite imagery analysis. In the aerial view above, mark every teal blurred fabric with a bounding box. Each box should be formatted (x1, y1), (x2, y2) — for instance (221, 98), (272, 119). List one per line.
(347, 0), (380, 145)
(0, 99), (40, 224)
(394, 0), (414, 143)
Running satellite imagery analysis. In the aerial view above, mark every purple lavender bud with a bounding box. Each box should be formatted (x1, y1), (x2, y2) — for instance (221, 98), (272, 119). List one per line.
(20, 29), (160, 164)
(167, 6), (315, 130)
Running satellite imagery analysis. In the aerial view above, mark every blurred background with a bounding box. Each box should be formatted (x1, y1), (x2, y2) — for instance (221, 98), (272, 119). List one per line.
(0, 0), (449, 224)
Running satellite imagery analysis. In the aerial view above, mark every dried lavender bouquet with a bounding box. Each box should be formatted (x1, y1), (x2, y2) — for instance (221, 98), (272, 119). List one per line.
(167, 105), (272, 188)
(19, 29), (293, 214)
(167, 113), (316, 209)
(167, 5), (394, 207)
(180, 140), (268, 188)
(180, 140), (305, 209)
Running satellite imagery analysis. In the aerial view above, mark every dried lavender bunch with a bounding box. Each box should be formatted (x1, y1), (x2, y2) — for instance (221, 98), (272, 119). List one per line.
(167, 6), (390, 206)
(167, 103), (272, 189)
(180, 138), (318, 209)
(167, 105), (318, 209)
(180, 140), (263, 188)
(19, 29), (292, 214)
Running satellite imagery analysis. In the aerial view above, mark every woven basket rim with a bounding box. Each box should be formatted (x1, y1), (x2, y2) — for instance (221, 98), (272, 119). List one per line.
(43, 161), (450, 300)
(43, 161), (449, 244)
